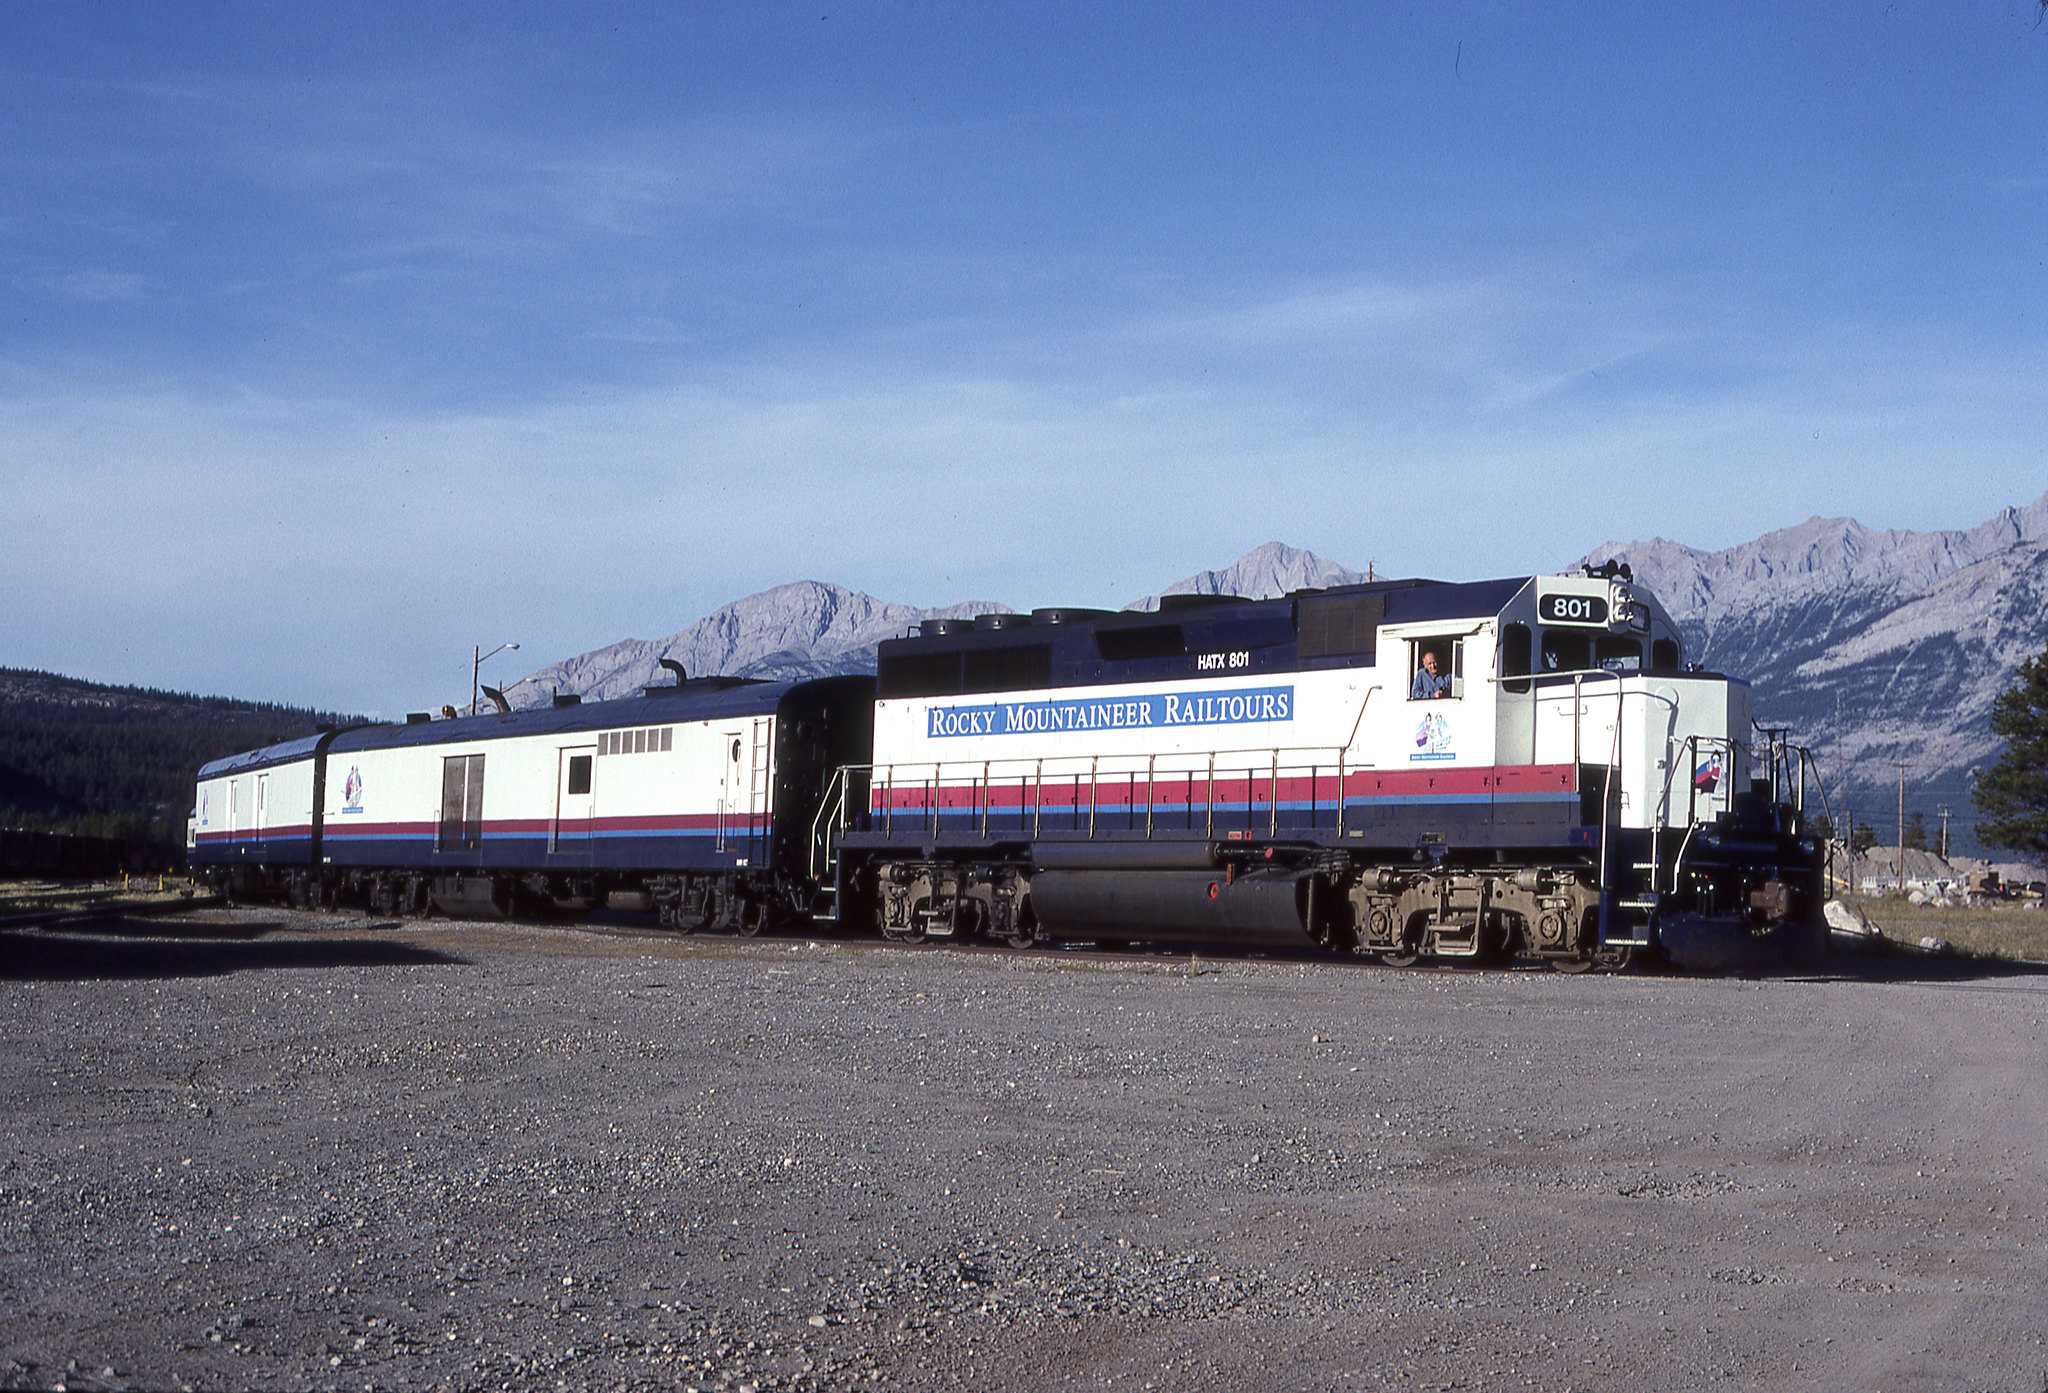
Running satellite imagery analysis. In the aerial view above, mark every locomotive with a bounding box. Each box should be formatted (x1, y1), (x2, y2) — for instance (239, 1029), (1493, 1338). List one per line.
(190, 567), (1830, 970)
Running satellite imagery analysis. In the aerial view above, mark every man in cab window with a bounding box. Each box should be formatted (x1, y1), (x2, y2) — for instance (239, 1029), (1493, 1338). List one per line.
(1412, 648), (1452, 699)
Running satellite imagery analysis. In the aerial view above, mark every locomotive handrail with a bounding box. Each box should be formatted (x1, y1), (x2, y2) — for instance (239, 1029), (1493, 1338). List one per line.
(850, 744), (1365, 847)
(1662, 732), (1734, 896)
(809, 764), (851, 883)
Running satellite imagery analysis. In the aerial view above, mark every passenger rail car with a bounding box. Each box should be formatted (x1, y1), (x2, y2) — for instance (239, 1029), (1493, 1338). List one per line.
(189, 676), (872, 929)
(820, 568), (1827, 970)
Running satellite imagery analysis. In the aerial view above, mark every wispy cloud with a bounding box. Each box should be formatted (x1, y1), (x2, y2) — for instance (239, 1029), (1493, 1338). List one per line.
(7, 250), (2040, 713)
(24, 268), (152, 303)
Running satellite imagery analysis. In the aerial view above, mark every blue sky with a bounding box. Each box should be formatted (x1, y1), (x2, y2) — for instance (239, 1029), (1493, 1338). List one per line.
(4, 2), (2045, 714)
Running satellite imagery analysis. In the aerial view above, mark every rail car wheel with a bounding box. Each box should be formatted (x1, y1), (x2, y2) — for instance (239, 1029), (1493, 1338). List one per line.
(703, 881), (736, 933)
(735, 896), (767, 937)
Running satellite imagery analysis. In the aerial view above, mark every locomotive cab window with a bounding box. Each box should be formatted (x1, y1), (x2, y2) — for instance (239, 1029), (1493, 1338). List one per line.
(1500, 622), (1532, 694)
(1540, 629), (1589, 674)
(1596, 638), (1643, 674)
(1409, 638), (1461, 700)
(1540, 630), (1643, 676)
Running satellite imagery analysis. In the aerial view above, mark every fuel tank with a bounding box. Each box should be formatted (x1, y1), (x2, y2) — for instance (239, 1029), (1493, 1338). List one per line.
(1027, 868), (1314, 947)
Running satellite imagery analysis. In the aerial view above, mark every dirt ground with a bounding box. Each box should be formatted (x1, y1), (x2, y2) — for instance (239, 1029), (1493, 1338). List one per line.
(2, 908), (2045, 1392)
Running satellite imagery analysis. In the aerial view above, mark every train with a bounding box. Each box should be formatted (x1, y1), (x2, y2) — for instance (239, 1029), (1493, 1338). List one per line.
(189, 566), (1831, 970)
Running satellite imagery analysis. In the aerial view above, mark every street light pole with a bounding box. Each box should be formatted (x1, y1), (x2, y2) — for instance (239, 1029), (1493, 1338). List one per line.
(471, 641), (520, 717)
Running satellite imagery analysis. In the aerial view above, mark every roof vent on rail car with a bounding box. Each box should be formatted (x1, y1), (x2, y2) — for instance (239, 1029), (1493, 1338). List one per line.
(642, 658), (687, 695)
(919, 618), (976, 637)
(974, 613), (1031, 631)
(406, 712), (432, 724)
(1157, 593), (1247, 612)
(1029, 607), (1110, 625)
(551, 691), (581, 707)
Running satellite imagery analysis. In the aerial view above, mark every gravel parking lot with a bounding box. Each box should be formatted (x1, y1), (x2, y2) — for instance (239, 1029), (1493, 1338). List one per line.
(3, 909), (2046, 1392)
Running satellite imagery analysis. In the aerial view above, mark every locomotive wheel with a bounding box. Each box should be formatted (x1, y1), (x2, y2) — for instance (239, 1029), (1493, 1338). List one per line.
(1556, 946), (1641, 973)
(1553, 909), (1617, 973)
(1468, 914), (1511, 967)
(1381, 913), (1427, 967)
(735, 897), (767, 937)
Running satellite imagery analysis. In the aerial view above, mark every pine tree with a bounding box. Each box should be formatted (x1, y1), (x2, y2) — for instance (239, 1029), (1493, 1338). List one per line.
(1973, 646), (2048, 859)
(1903, 810), (1929, 853)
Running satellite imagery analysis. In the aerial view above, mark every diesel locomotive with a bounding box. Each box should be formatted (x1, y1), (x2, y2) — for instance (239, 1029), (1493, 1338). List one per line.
(190, 566), (1830, 970)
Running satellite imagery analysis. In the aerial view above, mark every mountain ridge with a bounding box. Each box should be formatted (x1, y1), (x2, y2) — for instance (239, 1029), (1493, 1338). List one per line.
(1585, 491), (2048, 849)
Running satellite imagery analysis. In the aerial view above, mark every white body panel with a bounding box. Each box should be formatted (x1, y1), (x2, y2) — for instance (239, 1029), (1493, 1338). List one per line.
(191, 756), (320, 862)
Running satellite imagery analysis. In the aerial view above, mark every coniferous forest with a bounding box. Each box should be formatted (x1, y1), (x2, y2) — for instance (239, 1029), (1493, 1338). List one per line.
(0, 668), (359, 862)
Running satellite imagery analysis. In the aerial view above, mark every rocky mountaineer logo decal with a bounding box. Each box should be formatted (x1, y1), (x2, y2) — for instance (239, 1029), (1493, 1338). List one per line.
(1411, 710), (1453, 761)
(926, 685), (1293, 738)
(341, 766), (364, 813)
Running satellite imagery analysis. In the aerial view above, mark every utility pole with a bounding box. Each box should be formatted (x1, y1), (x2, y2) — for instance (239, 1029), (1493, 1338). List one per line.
(1896, 759), (1909, 895)
(1938, 804), (1951, 861)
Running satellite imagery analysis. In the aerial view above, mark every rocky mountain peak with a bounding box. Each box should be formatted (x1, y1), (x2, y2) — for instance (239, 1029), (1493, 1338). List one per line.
(1127, 541), (1368, 610)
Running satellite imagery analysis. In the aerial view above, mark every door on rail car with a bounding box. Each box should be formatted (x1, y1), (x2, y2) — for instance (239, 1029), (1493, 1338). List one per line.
(552, 746), (595, 856)
(716, 720), (771, 862)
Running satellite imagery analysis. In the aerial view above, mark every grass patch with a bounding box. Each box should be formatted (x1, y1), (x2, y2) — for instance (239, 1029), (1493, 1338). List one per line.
(0, 876), (202, 917)
(1842, 895), (2048, 963)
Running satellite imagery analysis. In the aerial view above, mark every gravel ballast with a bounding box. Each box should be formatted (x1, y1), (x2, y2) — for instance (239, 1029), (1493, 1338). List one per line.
(3, 909), (2045, 1391)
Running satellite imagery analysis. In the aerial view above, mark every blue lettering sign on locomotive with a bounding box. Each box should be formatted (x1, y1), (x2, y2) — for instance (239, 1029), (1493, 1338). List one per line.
(928, 686), (1294, 738)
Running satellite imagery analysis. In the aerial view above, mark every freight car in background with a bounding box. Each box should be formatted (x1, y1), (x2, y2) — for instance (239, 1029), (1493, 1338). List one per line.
(191, 567), (1830, 971)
